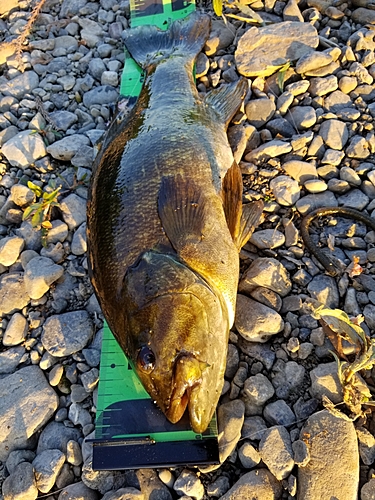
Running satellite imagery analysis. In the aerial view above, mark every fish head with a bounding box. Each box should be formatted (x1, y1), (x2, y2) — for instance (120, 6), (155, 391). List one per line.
(122, 251), (229, 433)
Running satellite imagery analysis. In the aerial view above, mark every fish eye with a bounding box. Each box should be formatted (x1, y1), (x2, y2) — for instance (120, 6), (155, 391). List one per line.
(137, 346), (156, 373)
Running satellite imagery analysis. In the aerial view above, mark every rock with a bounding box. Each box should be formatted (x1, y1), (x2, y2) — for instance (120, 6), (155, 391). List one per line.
(206, 476), (230, 497)
(0, 236), (24, 266)
(58, 481), (100, 500)
(3, 312), (28, 346)
(83, 86), (119, 107)
(2, 462), (38, 500)
(296, 51), (333, 74)
(0, 273), (30, 316)
(201, 400), (245, 473)
(71, 222), (87, 255)
(346, 135), (370, 159)
(5, 449), (36, 475)
(0, 345), (26, 375)
(298, 410), (359, 499)
(307, 275), (339, 308)
(245, 98), (276, 128)
(242, 374), (275, 415)
(356, 427), (375, 465)
(42, 310), (94, 357)
(204, 20), (235, 55)
(351, 8), (375, 25)
(361, 478), (375, 500)
(0, 71), (39, 99)
(32, 449), (65, 493)
(24, 256), (64, 300)
(271, 360), (305, 399)
(235, 22), (318, 77)
(10, 184), (35, 207)
(101, 488), (144, 500)
(259, 425), (294, 480)
(310, 362), (343, 403)
(286, 106), (316, 130)
(282, 160), (317, 183)
(235, 294), (284, 342)
(49, 110), (78, 131)
(2, 131), (47, 168)
(46, 134), (90, 161)
(244, 139), (292, 163)
(59, 193), (87, 230)
(137, 469), (173, 499)
(219, 469), (282, 499)
(295, 191), (338, 215)
(173, 470), (204, 500)
(319, 119), (348, 150)
(45, 220), (69, 244)
(37, 421), (81, 455)
(263, 400), (296, 426)
(238, 441), (261, 469)
(250, 229), (285, 249)
(239, 258), (292, 297)
(270, 175), (300, 206)
(0, 366), (58, 461)
(81, 458), (127, 494)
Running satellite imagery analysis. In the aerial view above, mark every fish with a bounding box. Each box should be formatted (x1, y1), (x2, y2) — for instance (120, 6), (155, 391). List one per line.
(86, 12), (263, 434)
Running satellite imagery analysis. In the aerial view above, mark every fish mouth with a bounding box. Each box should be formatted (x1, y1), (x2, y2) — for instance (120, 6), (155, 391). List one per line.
(166, 354), (207, 425)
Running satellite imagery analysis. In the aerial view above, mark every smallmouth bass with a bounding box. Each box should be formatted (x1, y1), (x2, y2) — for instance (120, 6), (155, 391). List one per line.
(87, 12), (263, 433)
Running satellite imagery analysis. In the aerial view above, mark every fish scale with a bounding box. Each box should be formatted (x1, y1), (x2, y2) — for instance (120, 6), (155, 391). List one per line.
(91, 0), (221, 471)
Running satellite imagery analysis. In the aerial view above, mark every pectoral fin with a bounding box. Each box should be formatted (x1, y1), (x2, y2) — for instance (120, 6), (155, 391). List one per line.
(222, 162), (263, 250)
(204, 78), (248, 128)
(158, 174), (207, 254)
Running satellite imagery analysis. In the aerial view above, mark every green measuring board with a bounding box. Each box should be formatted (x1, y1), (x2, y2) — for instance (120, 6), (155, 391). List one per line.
(92, 0), (219, 470)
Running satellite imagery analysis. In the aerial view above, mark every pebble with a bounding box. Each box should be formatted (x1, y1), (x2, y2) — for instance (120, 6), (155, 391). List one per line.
(46, 135), (90, 161)
(42, 310), (93, 357)
(298, 410), (359, 499)
(250, 228), (285, 249)
(59, 193), (87, 230)
(263, 400), (296, 426)
(3, 312), (28, 346)
(270, 175), (300, 206)
(235, 294), (284, 342)
(242, 374), (275, 415)
(219, 469), (282, 499)
(24, 256), (64, 300)
(58, 481), (100, 500)
(173, 470), (204, 500)
(2, 462), (38, 500)
(0, 366), (58, 462)
(309, 362), (343, 403)
(239, 258), (292, 297)
(32, 449), (65, 493)
(2, 131), (47, 168)
(235, 21), (318, 77)
(259, 425), (295, 480)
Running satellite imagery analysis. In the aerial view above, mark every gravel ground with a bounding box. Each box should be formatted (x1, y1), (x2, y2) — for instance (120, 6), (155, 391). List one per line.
(2, 0), (375, 498)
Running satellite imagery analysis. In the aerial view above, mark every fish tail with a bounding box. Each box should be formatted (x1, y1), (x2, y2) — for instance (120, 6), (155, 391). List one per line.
(123, 12), (211, 69)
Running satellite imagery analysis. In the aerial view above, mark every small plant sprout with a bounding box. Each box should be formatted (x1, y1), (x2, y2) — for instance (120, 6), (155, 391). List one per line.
(312, 305), (375, 420)
(23, 181), (61, 246)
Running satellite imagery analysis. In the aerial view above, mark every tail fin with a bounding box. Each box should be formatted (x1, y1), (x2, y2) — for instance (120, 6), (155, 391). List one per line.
(123, 12), (211, 69)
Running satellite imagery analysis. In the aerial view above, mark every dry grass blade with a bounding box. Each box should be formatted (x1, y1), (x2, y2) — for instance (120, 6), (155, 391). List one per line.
(0, 0), (47, 69)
